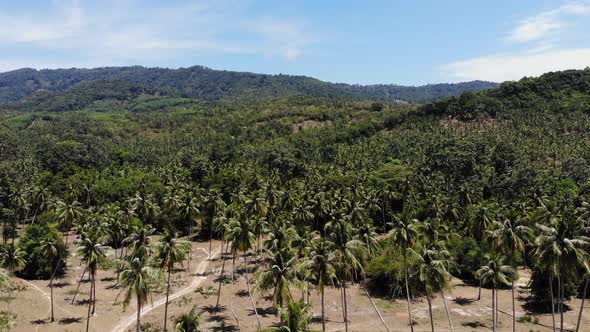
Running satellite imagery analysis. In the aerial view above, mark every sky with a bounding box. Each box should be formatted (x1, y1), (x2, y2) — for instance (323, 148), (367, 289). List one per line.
(1, 0), (590, 85)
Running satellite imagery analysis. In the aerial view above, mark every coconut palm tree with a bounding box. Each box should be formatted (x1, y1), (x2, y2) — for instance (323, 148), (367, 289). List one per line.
(78, 232), (107, 331)
(410, 247), (455, 332)
(119, 256), (155, 332)
(326, 215), (365, 332)
(256, 245), (297, 311)
(0, 243), (25, 319)
(532, 219), (590, 332)
(388, 214), (418, 332)
(476, 254), (516, 332)
(490, 217), (531, 332)
(174, 306), (201, 332)
(55, 199), (83, 246)
(298, 234), (336, 331)
(279, 298), (313, 332)
(41, 240), (59, 322)
(466, 202), (494, 300)
(157, 231), (189, 332)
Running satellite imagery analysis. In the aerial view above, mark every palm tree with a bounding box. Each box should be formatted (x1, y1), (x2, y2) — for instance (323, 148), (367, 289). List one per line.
(0, 244), (25, 319)
(388, 214), (418, 332)
(279, 299), (313, 332)
(298, 234), (336, 331)
(181, 189), (202, 271)
(55, 199), (83, 246)
(256, 245), (297, 311)
(119, 256), (154, 332)
(174, 306), (201, 332)
(157, 231), (190, 332)
(327, 216), (365, 332)
(532, 220), (590, 332)
(490, 217), (530, 332)
(410, 247), (455, 332)
(467, 203), (494, 300)
(41, 240), (59, 322)
(78, 232), (107, 331)
(476, 254), (516, 332)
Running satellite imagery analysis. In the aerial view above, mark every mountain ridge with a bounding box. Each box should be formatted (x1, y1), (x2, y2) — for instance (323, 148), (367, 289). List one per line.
(0, 65), (498, 104)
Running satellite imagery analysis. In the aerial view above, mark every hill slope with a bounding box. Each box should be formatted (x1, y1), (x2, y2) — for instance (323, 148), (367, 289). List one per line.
(0, 66), (497, 104)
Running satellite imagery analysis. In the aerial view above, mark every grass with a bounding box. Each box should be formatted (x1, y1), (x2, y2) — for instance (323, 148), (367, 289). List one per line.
(2, 114), (34, 129)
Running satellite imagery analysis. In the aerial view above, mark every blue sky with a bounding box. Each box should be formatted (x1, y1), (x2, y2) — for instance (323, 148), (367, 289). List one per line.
(1, 0), (590, 85)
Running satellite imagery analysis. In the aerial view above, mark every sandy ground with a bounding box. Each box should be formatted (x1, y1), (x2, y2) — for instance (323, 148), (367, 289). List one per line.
(7, 237), (590, 332)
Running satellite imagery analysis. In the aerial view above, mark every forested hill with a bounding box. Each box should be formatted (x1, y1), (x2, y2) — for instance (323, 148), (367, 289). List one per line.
(0, 66), (497, 104)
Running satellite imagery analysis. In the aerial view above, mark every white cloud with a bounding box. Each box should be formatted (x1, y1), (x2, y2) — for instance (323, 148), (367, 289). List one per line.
(507, 0), (590, 43)
(0, 0), (312, 71)
(443, 48), (590, 82)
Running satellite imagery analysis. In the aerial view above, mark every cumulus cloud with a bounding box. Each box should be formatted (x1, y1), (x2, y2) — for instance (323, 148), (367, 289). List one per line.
(507, 0), (590, 43)
(0, 0), (312, 71)
(444, 1), (590, 82)
(443, 48), (590, 82)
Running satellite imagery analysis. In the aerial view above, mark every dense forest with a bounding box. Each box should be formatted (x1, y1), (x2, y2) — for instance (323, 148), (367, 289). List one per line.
(0, 68), (590, 331)
(0, 66), (498, 104)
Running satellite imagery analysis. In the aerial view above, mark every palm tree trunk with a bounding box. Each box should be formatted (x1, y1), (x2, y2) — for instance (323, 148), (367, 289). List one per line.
(512, 275), (516, 332)
(441, 290), (454, 332)
(427, 295), (435, 332)
(550, 277), (556, 332)
(340, 283), (345, 323)
(321, 285), (326, 332)
(492, 287), (496, 332)
(559, 276), (564, 332)
(187, 220), (192, 272)
(49, 273), (54, 322)
(477, 243), (483, 301)
(343, 280), (349, 332)
(86, 277), (93, 332)
(163, 266), (172, 332)
(71, 266), (88, 304)
(92, 273), (97, 315)
(136, 296), (141, 332)
(365, 285), (390, 332)
(404, 254), (415, 332)
(496, 284), (500, 328)
(244, 254), (261, 330)
(86, 286), (92, 332)
(215, 241), (229, 309)
(576, 277), (588, 332)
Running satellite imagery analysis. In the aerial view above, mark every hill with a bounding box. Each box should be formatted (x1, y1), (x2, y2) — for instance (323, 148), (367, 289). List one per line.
(0, 66), (497, 105)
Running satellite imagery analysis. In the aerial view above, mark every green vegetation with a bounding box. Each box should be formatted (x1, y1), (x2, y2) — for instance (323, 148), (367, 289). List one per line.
(0, 68), (589, 331)
(0, 66), (497, 105)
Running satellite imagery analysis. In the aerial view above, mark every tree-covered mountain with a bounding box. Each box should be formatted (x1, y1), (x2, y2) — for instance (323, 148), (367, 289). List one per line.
(0, 66), (497, 105)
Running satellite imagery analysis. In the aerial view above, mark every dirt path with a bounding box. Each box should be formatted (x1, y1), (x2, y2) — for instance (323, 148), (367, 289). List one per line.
(111, 247), (220, 332)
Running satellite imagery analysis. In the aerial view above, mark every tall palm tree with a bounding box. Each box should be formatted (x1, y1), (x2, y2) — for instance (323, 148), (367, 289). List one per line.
(327, 215), (365, 332)
(157, 231), (189, 332)
(388, 215), (418, 332)
(476, 254), (516, 332)
(41, 240), (59, 322)
(55, 199), (83, 246)
(298, 234), (336, 331)
(490, 217), (530, 332)
(532, 220), (590, 332)
(119, 256), (154, 332)
(467, 203), (494, 300)
(410, 247), (455, 332)
(78, 232), (107, 331)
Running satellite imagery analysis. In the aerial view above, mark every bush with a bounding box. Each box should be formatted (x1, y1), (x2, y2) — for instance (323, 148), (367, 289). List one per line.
(18, 221), (67, 279)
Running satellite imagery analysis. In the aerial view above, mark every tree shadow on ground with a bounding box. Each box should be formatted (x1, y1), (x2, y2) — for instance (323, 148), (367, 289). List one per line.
(453, 296), (476, 305)
(462, 321), (487, 328)
(58, 317), (83, 325)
